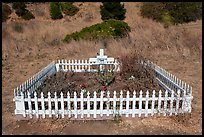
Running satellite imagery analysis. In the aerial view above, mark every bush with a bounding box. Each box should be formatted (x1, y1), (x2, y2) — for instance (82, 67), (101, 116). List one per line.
(60, 2), (79, 16)
(12, 2), (26, 10)
(12, 2), (35, 20)
(166, 2), (202, 24)
(63, 19), (131, 43)
(50, 2), (63, 19)
(100, 2), (126, 21)
(2, 4), (12, 22)
(140, 2), (202, 25)
(21, 9), (35, 20)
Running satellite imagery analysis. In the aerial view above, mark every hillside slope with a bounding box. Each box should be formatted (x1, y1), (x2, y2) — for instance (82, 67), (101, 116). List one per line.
(2, 2), (202, 135)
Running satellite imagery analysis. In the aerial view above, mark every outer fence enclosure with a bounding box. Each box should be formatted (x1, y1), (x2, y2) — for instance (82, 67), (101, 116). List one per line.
(13, 49), (193, 120)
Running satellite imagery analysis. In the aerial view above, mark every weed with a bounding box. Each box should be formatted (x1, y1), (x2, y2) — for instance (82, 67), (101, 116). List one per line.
(13, 23), (24, 33)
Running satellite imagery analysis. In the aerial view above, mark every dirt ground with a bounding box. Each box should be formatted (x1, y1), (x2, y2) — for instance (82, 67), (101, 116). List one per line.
(2, 2), (202, 135)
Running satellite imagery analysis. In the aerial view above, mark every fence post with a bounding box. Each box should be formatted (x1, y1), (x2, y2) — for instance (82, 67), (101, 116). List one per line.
(93, 91), (97, 118)
(48, 92), (52, 118)
(28, 92), (32, 118)
(163, 90), (168, 116)
(80, 90), (84, 119)
(34, 92), (39, 118)
(175, 90), (181, 115)
(145, 90), (149, 117)
(151, 90), (155, 116)
(56, 60), (60, 72)
(65, 60), (67, 71)
(67, 91), (71, 118)
(158, 90), (162, 116)
(68, 60), (71, 71)
(139, 90), (143, 117)
(61, 92), (64, 118)
(78, 60), (81, 72)
(41, 92), (45, 118)
(126, 90), (130, 117)
(170, 90), (174, 116)
(74, 91), (77, 118)
(71, 60), (74, 71)
(61, 60), (64, 71)
(132, 90), (136, 117)
(14, 91), (26, 118)
(120, 90), (123, 116)
(106, 91), (110, 117)
(100, 91), (104, 117)
(74, 60), (77, 71)
(87, 91), (90, 118)
(54, 92), (58, 118)
(181, 88), (186, 113)
(82, 60), (84, 71)
(113, 90), (117, 117)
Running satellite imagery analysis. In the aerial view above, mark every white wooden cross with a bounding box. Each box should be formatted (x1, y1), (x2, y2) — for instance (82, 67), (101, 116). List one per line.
(89, 49), (115, 72)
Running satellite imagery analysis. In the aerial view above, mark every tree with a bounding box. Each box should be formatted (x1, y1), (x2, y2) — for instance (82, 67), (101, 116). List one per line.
(100, 2), (126, 21)
(50, 2), (63, 19)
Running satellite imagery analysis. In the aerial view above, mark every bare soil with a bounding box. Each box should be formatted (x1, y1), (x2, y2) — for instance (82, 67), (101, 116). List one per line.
(2, 2), (202, 135)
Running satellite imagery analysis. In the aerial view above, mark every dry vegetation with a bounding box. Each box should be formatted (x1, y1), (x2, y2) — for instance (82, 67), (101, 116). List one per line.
(2, 2), (202, 135)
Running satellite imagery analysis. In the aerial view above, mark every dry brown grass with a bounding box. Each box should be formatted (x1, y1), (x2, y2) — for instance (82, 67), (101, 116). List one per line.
(2, 2), (202, 135)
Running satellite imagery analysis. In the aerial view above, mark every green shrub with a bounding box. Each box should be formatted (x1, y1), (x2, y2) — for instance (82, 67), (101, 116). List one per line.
(12, 2), (35, 20)
(166, 2), (202, 24)
(21, 9), (35, 20)
(140, 2), (202, 25)
(100, 2), (126, 21)
(63, 19), (131, 43)
(12, 2), (26, 10)
(50, 2), (63, 19)
(60, 2), (79, 16)
(2, 4), (12, 22)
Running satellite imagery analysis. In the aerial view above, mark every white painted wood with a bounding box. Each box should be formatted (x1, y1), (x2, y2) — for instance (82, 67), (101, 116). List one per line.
(74, 91), (77, 118)
(61, 92), (64, 118)
(100, 91), (104, 117)
(34, 92), (39, 118)
(170, 90), (174, 116)
(139, 90), (142, 117)
(93, 91), (97, 118)
(132, 90), (136, 117)
(28, 92), (32, 118)
(72, 60), (74, 71)
(120, 90), (123, 116)
(48, 92), (52, 117)
(41, 92), (45, 118)
(75, 60), (77, 71)
(107, 91), (110, 117)
(67, 92), (71, 118)
(175, 90), (181, 115)
(68, 60), (71, 71)
(126, 91), (130, 117)
(54, 92), (58, 118)
(80, 90), (84, 118)
(163, 90), (168, 116)
(145, 90), (149, 117)
(151, 90), (155, 116)
(113, 90), (117, 117)
(87, 91), (90, 118)
(182, 87), (187, 113)
(158, 90), (162, 116)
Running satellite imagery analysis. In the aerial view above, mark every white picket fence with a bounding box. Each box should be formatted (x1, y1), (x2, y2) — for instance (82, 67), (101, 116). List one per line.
(13, 49), (193, 120)
(55, 58), (120, 73)
(14, 89), (192, 119)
